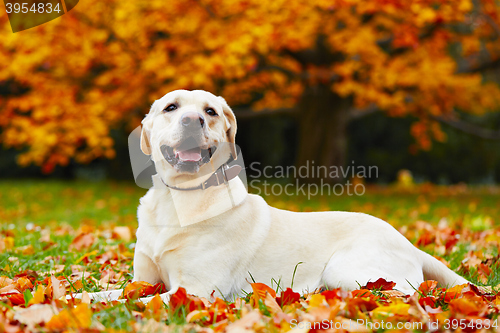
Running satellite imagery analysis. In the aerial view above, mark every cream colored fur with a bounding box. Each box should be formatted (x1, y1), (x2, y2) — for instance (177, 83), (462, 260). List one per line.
(77, 90), (467, 303)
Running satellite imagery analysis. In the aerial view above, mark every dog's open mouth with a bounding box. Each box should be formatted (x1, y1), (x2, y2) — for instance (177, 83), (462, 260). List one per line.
(160, 137), (217, 167)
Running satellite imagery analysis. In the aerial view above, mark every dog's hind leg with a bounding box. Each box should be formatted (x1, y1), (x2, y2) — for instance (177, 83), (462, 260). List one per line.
(321, 251), (424, 294)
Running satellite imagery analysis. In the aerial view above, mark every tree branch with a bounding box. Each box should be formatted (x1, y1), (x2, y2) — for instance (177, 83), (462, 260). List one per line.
(233, 107), (297, 119)
(481, 12), (500, 37)
(347, 105), (379, 120)
(457, 56), (500, 73)
(193, 0), (217, 18)
(256, 65), (301, 80)
(431, 113), (500, 140)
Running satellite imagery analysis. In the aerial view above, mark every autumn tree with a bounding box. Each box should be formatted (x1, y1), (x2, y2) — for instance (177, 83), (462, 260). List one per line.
(1, 0), (500, 177)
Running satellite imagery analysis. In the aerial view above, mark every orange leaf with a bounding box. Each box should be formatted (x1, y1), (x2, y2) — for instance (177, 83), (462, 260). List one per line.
(418, 280), (438, 295)
(251, 283), (276, 301)
(449, 295), (488, 316)
(443, 284), (465, 303)
(145, 294), (164, 320)
(351, 289), (377, 299)
(15, 277), (34, 292)
(124, 281), (166, 299)
(124, 281), (152, 299)
(346, 297), (378, 315)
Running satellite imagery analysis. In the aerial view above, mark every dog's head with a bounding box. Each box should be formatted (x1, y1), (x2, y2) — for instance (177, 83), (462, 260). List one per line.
(140, 90), (237, 187)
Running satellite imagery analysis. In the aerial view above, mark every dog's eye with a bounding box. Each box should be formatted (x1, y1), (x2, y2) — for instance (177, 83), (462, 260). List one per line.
(163, 104), (177, 112)
(205, 108), (218, 116)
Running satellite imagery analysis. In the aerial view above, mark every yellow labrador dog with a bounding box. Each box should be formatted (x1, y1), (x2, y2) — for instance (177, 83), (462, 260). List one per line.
(83, 89), (467, 303)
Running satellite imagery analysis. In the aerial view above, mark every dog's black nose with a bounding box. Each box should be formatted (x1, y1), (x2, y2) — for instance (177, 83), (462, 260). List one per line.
(181, 112), (205, 129)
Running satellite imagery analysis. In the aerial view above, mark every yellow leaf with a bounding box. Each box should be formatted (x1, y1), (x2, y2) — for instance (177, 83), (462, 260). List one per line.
(28, 285), (45, 305)
(46, 304), (92, 330)
(3, 237), (14, 250)
(75, 250), (98, 264)
(371, 301), (410, 317)
(309, 294), (326, 308)
(186, 310), (210, 323)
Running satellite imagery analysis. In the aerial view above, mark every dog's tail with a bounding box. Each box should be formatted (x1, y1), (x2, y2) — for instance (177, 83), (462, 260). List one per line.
(419, 249), (468, 288)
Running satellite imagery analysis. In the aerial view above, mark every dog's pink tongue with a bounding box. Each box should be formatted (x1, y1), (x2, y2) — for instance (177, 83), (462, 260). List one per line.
(176, 147), (202, 162)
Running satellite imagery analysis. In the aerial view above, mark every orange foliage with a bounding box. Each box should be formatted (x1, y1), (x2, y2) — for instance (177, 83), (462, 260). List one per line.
(1, 0), (500, 170)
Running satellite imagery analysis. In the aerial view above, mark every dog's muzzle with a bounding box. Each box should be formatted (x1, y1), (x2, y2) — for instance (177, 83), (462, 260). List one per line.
(160, 138), (217, 167)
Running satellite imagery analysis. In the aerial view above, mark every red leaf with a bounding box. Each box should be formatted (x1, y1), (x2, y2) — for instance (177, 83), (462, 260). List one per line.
(419, 296), (438, 309)
(362, 278), (396, 291)
(321, 288), (345, 302)
(8, 293), (25, 305)
(168, 287), (205, 313)
(276, 288), (300, 307)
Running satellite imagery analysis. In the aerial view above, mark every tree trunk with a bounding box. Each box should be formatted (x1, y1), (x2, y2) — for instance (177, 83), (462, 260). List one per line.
(295, 84), (350, 184)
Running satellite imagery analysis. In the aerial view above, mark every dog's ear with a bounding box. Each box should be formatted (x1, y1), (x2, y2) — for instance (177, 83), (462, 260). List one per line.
(140, 125), (152, 155)
(219, 96), (237, 159)
(140, 103), (157, 155)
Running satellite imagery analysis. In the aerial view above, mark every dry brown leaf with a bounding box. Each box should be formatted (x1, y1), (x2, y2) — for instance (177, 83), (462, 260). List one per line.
(225, 310), (262, 333)
(0, 276), (13, 288)
(134, 319), (170, 333)
(13, 304), (59, 330)
(69, 233), (96, 251)
(264, 292), (282, 314)
(379, 290), (407, 298)
(16, 244), (34, 255)
(51, 275), (65, 300)
(113, 226), (132, 242)
(81, 290), (91, 304)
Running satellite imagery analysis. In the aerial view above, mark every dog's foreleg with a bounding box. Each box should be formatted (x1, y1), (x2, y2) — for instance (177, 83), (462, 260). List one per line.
(66, 289), (124, 302)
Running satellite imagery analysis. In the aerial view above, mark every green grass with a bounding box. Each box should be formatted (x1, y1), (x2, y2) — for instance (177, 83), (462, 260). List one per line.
(0, 180), (498, 331)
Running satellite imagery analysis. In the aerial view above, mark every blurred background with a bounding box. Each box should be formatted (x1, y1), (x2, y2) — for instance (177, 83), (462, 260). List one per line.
(1, 0), (500, 185)
(2, 1), (500, 297)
